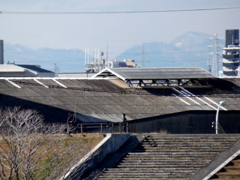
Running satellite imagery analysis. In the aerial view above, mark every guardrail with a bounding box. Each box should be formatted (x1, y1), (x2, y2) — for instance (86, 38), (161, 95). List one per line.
(77, 122), (128, 134)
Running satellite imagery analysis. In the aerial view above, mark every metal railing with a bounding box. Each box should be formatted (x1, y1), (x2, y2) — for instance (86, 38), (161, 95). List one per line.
(77, 122), (128, 134)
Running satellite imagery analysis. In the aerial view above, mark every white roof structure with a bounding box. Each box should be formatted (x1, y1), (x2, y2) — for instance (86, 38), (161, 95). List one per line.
(0, 64), (25, 72)
(92, 68), (215, 87)
(93, 68), (215, 80)
(0, 64), (55, 77)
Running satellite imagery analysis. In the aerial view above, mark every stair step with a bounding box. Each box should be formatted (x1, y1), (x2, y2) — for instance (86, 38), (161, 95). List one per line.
(98, 178), (188, 180)
(96, 135), (240, 180)
(105, 167), (197, 172)
(127, 151), (218, 155)
(133, 149), (228, 152)
(216, 172), (240, 177)
(114, 164), (205, 168)
(98, 172), (194, 178)
(119, 159), (213, 164)
(124, 155), (217, 159)
(123, 157), (215, 161)
(224, 166), (240, 171)
(231, 159), (240, 164)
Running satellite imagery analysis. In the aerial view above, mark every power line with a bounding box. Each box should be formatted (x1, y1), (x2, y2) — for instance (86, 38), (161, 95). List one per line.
(1, 7), (240, 15)
(4, 49), (210, 59)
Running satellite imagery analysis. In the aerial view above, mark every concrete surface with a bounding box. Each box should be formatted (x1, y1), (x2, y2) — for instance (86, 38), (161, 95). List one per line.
(193, 137), (240, 180)
(60, 133), (131, 180)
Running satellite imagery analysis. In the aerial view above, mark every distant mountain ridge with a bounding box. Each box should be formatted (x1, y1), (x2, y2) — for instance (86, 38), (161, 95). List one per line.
(4, 44), (86, 73)
(3, 31), (224, 73)
(116, 31), (224, 71)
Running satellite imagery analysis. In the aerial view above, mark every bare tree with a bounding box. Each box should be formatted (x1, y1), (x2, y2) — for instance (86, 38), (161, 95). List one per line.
(0, 107), (91, 180)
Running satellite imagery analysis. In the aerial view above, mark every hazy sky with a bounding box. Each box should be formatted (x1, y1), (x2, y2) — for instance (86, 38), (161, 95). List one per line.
(0, 0), (240, 59)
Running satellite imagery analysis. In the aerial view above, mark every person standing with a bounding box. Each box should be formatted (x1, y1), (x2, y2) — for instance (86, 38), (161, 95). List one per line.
(67, 113), (74, 136)
(122, 114), (128, 133)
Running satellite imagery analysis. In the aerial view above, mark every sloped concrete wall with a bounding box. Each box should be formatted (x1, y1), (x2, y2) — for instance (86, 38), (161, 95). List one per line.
(61, 133), (131, 180)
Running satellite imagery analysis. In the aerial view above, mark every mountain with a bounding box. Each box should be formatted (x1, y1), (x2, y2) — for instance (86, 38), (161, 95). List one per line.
(4, 44), (86, 73)
(116, 32), (225, 71)
(3, 32), (225, 73)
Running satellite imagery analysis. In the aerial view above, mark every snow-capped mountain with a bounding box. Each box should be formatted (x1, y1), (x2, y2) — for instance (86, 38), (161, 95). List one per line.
(116, 31), (224, 71)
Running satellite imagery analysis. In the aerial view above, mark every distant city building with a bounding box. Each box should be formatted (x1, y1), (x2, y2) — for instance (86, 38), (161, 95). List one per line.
(85, 59), (137, 73)
(222, 29), (240, 76)
(59, 60), (138, 78)
(225, 29), (239, 47)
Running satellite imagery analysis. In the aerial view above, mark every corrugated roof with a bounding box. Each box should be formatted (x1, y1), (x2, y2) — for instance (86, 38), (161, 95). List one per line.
(93, 68), (215, 80)
(0, 77), (239, 123)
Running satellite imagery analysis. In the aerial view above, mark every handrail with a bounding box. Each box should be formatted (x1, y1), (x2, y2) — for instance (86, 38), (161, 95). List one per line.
(77, 122), (128, 134)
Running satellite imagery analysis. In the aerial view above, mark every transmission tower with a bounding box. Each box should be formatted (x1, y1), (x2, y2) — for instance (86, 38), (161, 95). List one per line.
(54, 63), (60, 77)
(208, 34), (220, 77)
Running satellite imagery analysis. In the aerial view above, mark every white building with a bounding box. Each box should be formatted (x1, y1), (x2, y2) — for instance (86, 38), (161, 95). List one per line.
(222, 46), (240, 76)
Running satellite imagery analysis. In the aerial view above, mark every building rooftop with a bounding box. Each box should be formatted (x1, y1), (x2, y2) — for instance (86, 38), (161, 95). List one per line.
(93, 67), (215, 80)
(0, 64), (55, 77)
(0, 64), (25, 72)
(0, 75), (239, 123)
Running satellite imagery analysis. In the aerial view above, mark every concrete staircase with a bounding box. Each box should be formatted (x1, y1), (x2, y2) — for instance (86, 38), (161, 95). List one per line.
(97, 134), (240, 180)
(210, 155), (240, 179)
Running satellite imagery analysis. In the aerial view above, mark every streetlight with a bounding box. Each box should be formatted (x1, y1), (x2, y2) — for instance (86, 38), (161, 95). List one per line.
(215, 100), (226, 134)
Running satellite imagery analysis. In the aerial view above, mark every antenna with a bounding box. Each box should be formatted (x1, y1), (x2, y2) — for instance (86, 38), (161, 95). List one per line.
(88, 48), (90, 65)
(106, 44), (109, 68)
(0, 40), (4, 64)
(141, 44), (145, 68)
(54, 63), (60, 77)
(84, 48), (90, 65)
(84, 48), (86, 65)
(209, 34), (220, 77)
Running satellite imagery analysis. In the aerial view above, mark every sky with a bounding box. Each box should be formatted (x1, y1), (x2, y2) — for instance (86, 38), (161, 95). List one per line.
(0, 0), (240, 60)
